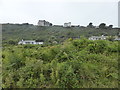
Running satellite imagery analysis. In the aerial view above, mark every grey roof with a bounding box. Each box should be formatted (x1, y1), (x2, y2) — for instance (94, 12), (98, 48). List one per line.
(89, 36), (107, 38)
(19, 40), (36, 42)
(114, 38), (120, 40)
(19, 40), (44, 42)
(22, 40), (35, 42)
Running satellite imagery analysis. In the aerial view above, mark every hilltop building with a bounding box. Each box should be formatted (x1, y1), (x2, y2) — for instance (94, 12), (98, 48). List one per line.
(38, 20), (52, 26)
(64, 22), (71, 27)
(114, 32), (120, 40)
(114, 37), (120, 41)
(89, 35), (107, 40)
(18, 39), (43, 45)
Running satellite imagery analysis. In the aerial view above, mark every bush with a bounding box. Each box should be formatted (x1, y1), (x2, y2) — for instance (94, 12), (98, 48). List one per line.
(8, 40), (17, 45)
(2, 39), (118, 88)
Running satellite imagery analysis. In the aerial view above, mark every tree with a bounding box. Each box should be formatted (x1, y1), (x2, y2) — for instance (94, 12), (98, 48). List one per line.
(99, 23), (106, 29)
(35, 39), (44, 42)
(108, 25), (113, 29)
(107, 36), (115, 41)
(8, 40), (17, 45)
(50, 23), (52, 26)
(87, 22), (94, 28)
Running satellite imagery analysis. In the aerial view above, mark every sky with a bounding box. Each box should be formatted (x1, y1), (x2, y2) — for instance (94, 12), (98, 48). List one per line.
(0, 0), (119, 27)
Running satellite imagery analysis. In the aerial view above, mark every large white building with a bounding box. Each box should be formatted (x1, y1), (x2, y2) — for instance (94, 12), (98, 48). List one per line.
(18, 39), (43, 45)
(64, 22), (71, 27)
(114, 32), (120, 40)
(38, 20), (52, 26)
(89, 35), (107, 40)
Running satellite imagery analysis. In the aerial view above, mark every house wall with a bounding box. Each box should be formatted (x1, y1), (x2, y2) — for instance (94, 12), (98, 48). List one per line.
(36, 42), (43, 44)
(64, 22), (71, 27)
(89, 36), (107, 40)
(18, 41), (43, 45)
(38, 20), (45, 26)
(38, 20), (52, 26)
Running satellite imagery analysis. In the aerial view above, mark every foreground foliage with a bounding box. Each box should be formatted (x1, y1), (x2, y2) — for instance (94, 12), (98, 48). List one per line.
(2, 39), (119, 88)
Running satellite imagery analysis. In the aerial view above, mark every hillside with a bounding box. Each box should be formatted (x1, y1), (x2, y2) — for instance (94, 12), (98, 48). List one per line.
(2, 24), (119, 88)
(2, 39), (119, 88)
(2, 24), (119, 45)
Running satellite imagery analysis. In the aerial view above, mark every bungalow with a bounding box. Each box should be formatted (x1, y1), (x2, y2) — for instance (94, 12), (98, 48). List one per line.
(89, 35), (107, 40)
(114, 36), (120, 41)
(18, 39), (43, 45)
(114, 38), (120, 41)
(64, 22), (71, 27)
(38, 20), (52, 26)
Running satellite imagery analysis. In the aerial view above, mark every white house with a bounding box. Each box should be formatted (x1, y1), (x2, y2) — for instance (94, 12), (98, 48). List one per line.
(64, 22), (71, 27)
(114, 38), (120, 41)
(18, 39), (43, 45)
(38, 20), (52, 26)
(89, 35), (107, 40)
(114, 35), (120, 41)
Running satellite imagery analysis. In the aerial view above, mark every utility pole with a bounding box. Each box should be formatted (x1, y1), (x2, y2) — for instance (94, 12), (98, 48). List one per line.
(118, 1), (120, 28)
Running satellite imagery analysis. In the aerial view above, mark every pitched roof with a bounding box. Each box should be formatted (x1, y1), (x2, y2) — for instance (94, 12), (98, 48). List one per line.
(114, 38), (120, 40)
(90, 36), (107, 38)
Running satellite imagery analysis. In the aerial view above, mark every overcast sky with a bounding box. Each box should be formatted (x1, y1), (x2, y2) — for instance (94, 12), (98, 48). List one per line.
(0, 0), (119, 27)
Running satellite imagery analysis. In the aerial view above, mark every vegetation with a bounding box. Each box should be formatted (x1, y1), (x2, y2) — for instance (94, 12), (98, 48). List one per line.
(2, 24), (118, 45)
(2, 23), (119, 88)
(2, 38), (119, 88)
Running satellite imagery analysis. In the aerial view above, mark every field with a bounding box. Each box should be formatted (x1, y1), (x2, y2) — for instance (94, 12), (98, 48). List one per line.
(1, 24), (119, 88)
(2, 38), (119, 88)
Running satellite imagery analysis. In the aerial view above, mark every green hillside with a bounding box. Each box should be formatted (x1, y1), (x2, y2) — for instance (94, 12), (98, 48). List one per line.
(2, 24), (119, 88)
(2, 24), (119, 45)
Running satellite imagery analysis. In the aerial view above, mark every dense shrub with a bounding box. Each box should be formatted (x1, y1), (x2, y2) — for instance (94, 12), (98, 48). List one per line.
(2, 39), (118, 88)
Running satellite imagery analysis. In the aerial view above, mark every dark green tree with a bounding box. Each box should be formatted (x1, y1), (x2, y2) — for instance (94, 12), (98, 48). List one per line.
(99, 23), (106, 29)
(108, 25), (113, 29)
(87, 22), (94, 28)
(8, 40), (17, 45)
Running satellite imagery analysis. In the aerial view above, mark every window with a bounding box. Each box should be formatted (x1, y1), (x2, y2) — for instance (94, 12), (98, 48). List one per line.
(25, 42), (30, 44)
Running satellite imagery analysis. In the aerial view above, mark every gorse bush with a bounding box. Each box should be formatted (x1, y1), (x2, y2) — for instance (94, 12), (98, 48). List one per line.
(2, 39), (118, 88)
(87, 40), (107, 54)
